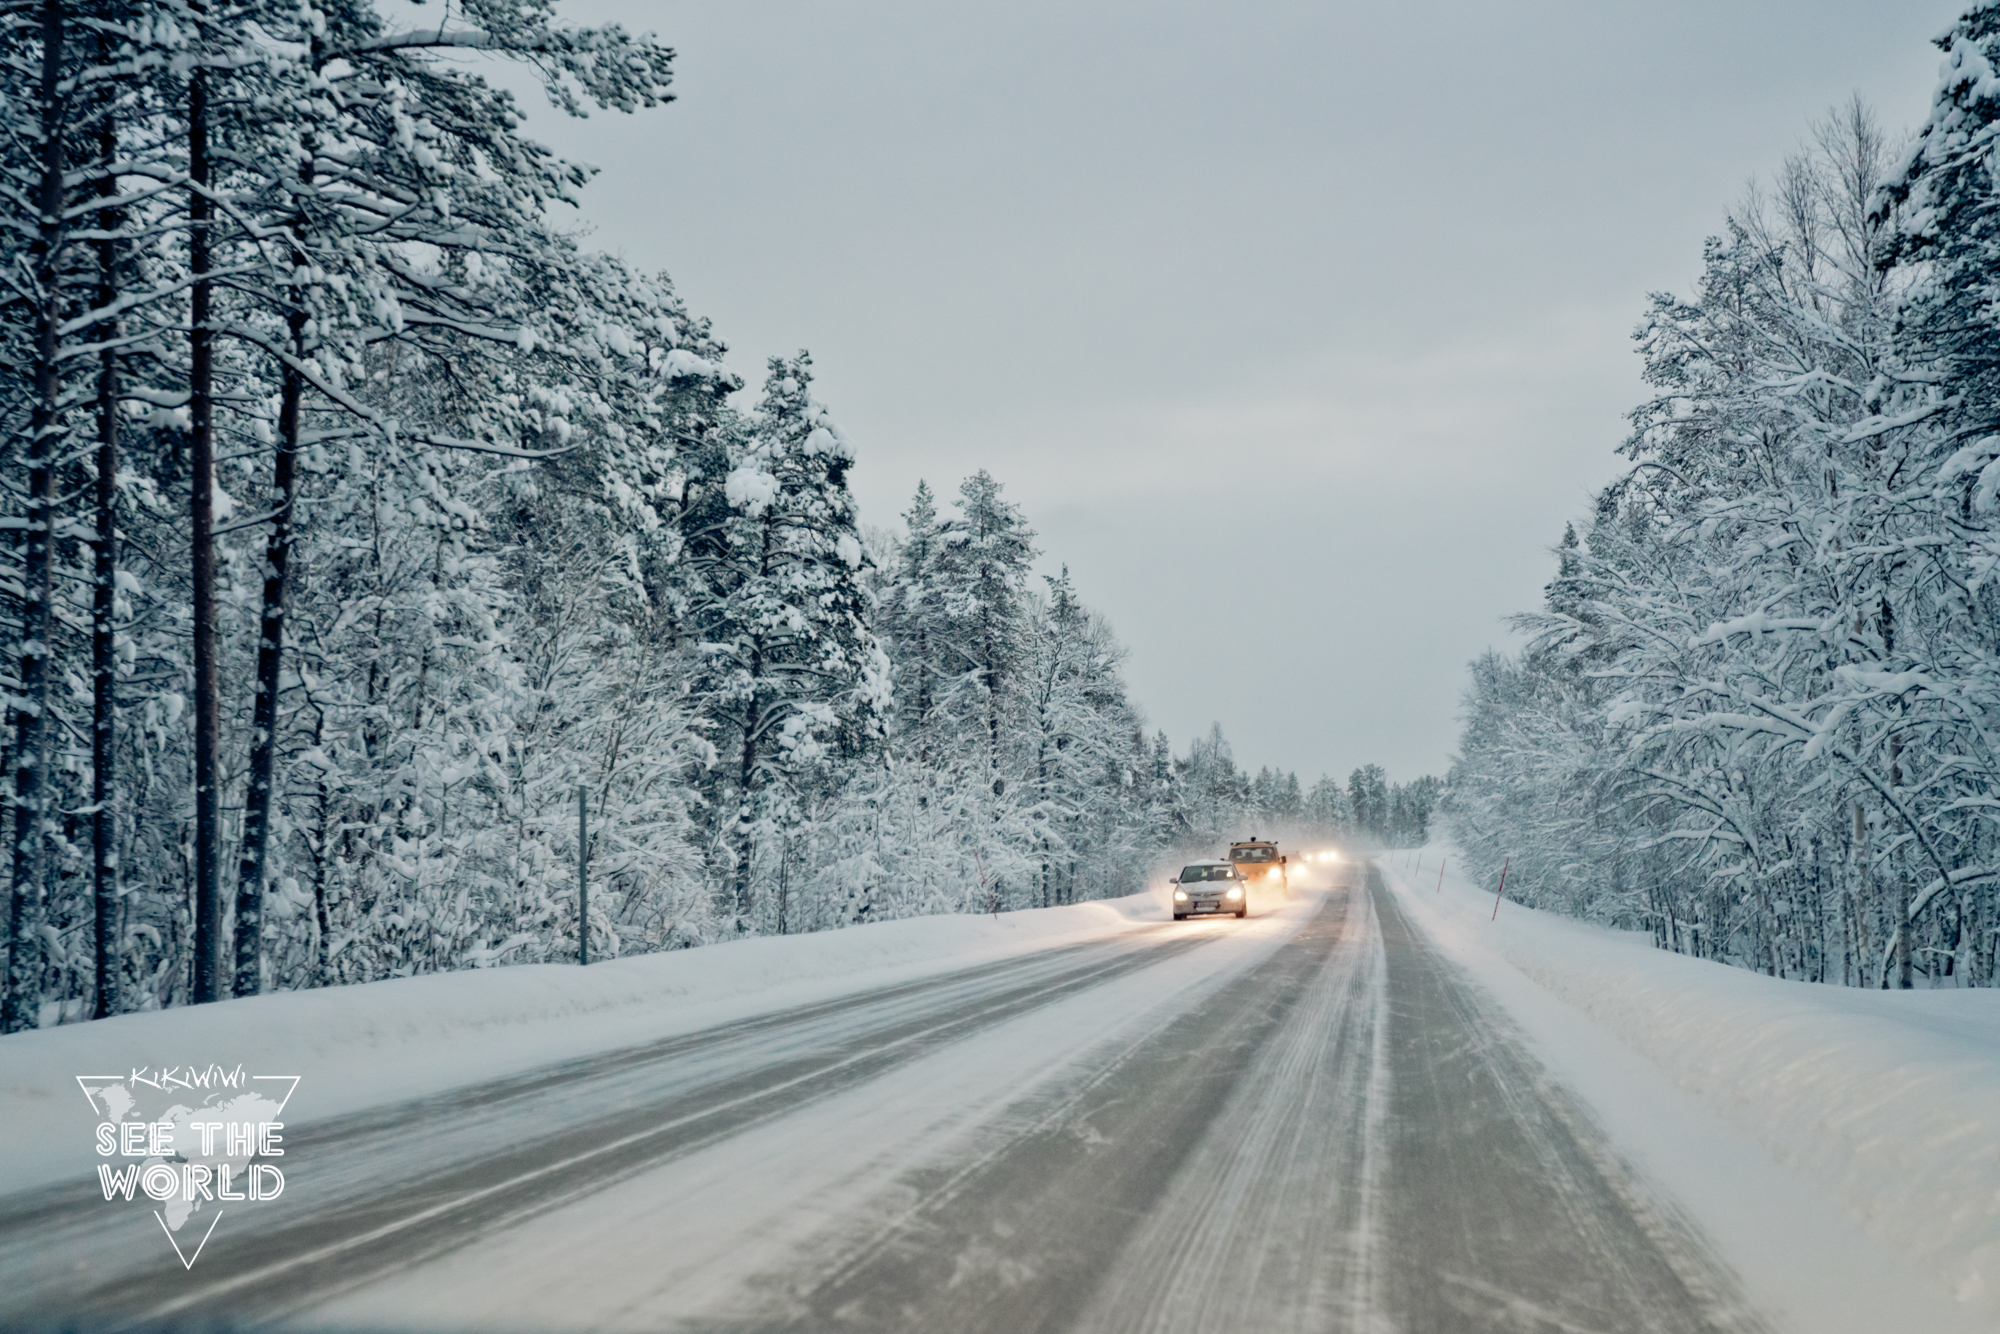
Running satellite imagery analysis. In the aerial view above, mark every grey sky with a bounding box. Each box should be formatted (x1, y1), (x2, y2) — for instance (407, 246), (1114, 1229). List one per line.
(497, 0), (1960, 784)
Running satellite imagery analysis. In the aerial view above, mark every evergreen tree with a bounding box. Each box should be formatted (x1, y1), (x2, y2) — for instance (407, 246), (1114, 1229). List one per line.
(1303, 775), (1353, 840)
(880, 479), (946, 753)
(1876, 10), (2000, 449)
(687, 354), (885, 930)
(935, 469), (1038, 789)
(1348, 765), (1388, 843)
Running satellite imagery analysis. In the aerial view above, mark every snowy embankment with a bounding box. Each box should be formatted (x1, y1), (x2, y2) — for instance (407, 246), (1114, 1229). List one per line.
(0, 890), (1172, 1196)
(1385, 848), (2000, 1329)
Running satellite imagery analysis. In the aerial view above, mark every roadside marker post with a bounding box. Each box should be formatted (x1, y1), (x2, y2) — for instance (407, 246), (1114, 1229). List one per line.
(1415, 851), (1423, 880)
(1491, 856), (1510, 921)
(1436, 856), (1446, 894)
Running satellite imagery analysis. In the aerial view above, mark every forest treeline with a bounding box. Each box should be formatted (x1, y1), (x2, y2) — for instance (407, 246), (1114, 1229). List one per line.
(1446, 9), (2000, 989)
(0, 0), (1434, 1029)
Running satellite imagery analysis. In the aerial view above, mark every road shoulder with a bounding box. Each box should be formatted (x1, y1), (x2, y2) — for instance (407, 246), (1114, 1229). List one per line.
(1380, 854), (1993, 1334)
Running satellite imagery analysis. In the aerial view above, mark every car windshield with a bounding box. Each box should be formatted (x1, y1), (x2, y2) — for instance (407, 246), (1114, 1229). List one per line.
(1232, 847), (1276, 862)
(1179, 865), (1231, 882)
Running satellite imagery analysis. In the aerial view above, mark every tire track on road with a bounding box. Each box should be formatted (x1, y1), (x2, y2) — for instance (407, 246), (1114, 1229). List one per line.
(711, 861), (1770, 1334)
(718, 895), (1352, 1334)
(1069, 884), (1383, 1334)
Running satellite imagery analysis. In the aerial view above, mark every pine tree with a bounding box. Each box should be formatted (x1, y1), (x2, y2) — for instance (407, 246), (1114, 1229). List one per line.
(688, 354), (884, 929)
(0, 0), (176, 1029)
(210, 0), (678, 994)
(1876, 9), (2000, 443)
(1023, 566), (1134, 905)
(1348, 765), (1388, 843)
(1303, 775), (1352, 840)
(1, 0), (71, 1030)
(934, 470), (1036, 785)
(881, 480), (946, 754)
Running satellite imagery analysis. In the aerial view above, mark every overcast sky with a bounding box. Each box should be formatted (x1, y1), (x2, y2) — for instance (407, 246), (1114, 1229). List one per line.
(492, 0), (1961, 785)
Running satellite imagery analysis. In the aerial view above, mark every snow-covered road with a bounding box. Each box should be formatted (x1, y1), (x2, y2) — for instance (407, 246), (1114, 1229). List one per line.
(0, 868), (1774, 1332)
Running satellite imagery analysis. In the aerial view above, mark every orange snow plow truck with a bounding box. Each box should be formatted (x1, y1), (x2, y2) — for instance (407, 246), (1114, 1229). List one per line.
(1228, 838), (1288, 892)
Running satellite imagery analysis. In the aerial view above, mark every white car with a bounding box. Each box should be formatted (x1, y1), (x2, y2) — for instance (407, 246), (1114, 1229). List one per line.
(1169, 860), (1248, 920)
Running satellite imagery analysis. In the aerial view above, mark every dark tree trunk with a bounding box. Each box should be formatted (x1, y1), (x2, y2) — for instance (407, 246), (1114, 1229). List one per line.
(774, 834), (788, 936)
(984, 621), (1000, 783)
(913, 625), (930, 763)
(735, 683), (759, 929)
(1897, 871), (1914, 990)
(1037, 736), (1050, 908)
(233, 312), (305, 996)
(189, 65), (223, 1005)
(3, 0), (67, 1034)
(92, 65), (120, 1019)
(1943, 897), (1961, 979)
(1890, 737), (1912, 991)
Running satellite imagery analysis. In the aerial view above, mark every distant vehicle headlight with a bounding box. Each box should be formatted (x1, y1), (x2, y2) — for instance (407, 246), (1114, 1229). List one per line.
(1173, 889), (1188, 901)
(1226, 887), (1242, 900)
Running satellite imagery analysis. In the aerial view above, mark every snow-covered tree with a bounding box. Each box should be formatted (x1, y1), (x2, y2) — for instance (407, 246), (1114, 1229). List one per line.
(683, 354), (885, 930)
(1448, 88), (2000, 989)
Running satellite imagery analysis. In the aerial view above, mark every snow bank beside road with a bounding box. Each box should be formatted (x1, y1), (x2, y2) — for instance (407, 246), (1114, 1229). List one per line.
(0, 890), (1173, 1195)
(1384, 849), (2000, 1328)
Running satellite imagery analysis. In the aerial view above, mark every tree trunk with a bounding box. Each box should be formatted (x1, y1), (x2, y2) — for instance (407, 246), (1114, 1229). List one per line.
(1852, 801), (1869, 989)
(3, 0), (67, 1034)
(775, 833), (788, 936)
(984, 621), (1001, 785)
(1944, 896), (1962, 981)
(913, 624), (929, 763)
(1896, 868), (1914, 990)
(92, 68), (120, 1019)
(232, 312), (305, 996)
(1890, 738), (1911, 990)
(1037, 733), (1050, 908)
(734, 687), (758, 930)
(1978, 893), (1995, 988)
(189, 64), (223, 1005)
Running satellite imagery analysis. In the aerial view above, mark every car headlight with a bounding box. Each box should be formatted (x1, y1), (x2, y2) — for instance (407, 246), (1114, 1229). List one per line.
(1173, 889), (1187, 901)
(1226, 887), (1241, 899)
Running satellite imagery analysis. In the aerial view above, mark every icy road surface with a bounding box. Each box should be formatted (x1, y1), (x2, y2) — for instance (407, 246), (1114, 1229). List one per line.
(0, 870), (1765, 1332)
